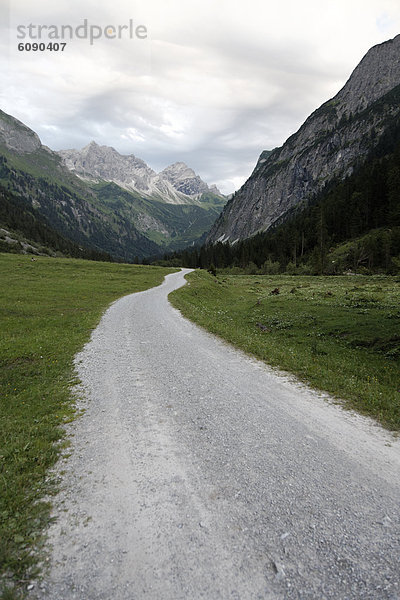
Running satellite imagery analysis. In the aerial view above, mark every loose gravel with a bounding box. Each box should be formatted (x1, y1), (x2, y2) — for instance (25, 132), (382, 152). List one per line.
(32, 269), (400, 599)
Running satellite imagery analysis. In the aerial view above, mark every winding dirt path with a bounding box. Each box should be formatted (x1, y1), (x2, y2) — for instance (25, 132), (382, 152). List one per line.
(33, 269), (400, 599)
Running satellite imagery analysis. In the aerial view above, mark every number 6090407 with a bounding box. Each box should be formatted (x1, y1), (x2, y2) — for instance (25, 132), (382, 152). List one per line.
(18, 42), (67, 51)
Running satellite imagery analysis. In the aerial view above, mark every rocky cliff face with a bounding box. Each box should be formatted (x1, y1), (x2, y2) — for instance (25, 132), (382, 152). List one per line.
(0, 110), (42, 154)
(207, 34), (400, 244)
(59, 141), (156, 193)
(160, 162), (209, 195)
(58, 143), (221, 204)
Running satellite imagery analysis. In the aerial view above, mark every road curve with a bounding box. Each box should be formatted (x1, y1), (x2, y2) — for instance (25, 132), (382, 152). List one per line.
(34, 269), (400, 599)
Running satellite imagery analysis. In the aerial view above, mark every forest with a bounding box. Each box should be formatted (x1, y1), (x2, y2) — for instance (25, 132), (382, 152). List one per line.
(0, 185), (112, 261)
(156, 123), (400, 274)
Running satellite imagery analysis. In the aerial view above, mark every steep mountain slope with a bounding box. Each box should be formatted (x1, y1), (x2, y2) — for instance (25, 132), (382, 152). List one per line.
(207, 34), (400, 244)
(0, 110), (226, 259)
(196, 125), (400, 274)
(0, 185), (112, 260)
(90, 182), (226, 251)
(59, 141), (156, 194)
(0, 109), (42, 154)
(0, 150), (159, 260)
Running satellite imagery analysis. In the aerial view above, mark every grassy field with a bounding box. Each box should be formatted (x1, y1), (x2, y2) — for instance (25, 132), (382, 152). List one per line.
(0, 254), (175, 597)
(170, 270), (400, 430)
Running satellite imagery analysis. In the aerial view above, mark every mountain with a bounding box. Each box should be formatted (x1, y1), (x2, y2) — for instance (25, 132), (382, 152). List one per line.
(207, 34), (400, 244)
(56, 142), (226, 251)
(58, 142), (222, 204)
(0, 185), (112, 261)
(161, 124), (400, 274)
(58, 141), (156, 194)
(159, 162), (209, 196)
(0, 110), (226, 260)
(0, 116), (160, 260)
(0, 109), (42, 154)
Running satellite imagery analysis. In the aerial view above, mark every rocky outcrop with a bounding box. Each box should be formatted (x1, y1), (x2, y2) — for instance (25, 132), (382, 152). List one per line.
(207, 34), (400, 244)
(160, 162), (209, 195)
(0, 110), (42, 154)
(58, 141), (157, 194)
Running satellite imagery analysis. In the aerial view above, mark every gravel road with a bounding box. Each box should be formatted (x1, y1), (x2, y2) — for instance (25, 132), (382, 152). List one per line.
(33, 269), (400, 599)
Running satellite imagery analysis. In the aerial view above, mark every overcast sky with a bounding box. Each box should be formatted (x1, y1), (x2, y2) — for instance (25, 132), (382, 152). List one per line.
(1, 0), (400, 193)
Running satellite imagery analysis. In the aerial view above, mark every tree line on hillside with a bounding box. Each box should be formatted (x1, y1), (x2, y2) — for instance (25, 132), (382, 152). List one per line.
(0, 186), (113, 261)
(0, 155), (158, 261)
(155, 124), (400, 275)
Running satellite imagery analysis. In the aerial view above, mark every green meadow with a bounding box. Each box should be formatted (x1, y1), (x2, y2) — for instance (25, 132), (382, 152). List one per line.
(170, 270), (400, 430)
(2, 257), (400, 597)
(0, 254), (175, 597)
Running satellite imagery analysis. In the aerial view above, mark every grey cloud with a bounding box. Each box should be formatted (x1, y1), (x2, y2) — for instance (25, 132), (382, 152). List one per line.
(4, 1), (400, 194)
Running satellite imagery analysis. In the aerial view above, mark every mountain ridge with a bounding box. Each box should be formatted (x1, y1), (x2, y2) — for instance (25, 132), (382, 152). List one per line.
(58, 142), (222, 204)
(0, 110), (226, 259)
(207, 34), (400, 244)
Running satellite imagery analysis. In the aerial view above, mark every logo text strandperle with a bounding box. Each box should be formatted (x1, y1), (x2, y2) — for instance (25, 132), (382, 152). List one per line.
(17, 19), (148, 46)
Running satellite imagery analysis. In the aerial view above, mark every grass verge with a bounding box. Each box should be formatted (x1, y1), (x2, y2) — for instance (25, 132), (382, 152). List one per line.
(0, 254), (176, 597)
(170, 270), (400, 430)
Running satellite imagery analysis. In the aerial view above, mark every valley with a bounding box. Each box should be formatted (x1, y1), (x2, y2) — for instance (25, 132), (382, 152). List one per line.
(26, 269), (400, 600)
(0, 112), (226, 261)
(1, 29), (400, 600)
